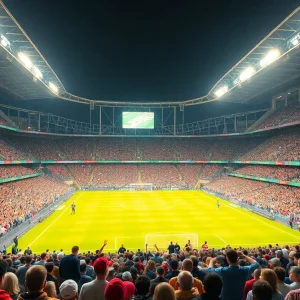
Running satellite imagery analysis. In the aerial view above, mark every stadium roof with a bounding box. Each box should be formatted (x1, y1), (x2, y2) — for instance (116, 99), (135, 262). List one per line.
(0, 2), (299, 107)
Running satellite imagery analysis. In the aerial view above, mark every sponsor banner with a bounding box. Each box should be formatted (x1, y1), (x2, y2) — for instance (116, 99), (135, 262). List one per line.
(0, 173), (42, 184)
(228, 173), (300, 187)
(0, 160), (300, 166)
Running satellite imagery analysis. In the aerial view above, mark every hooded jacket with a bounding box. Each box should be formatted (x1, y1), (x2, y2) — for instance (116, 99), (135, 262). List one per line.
(17, 291), (57, 300)
(175, 287), (199, 300)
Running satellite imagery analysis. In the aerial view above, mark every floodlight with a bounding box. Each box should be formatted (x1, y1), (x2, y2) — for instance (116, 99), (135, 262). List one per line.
(214, 86), (229, 98)
(0, 35), (9, 48)
(260, 49), (280, 68)
(18, 52), (33, 69)
(49, 82), (59, 94)
(239, 67), (255, 82)
(33, 66), (43, 79)
(292, 38), (299, 46)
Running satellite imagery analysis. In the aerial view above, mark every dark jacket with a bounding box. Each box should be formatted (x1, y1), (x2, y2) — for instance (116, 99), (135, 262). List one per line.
(150, 276), (168, 285)
(165, 270), (180, 280)
(59, 254), (80, 282)
(46, 273), (59, 295)
(192, 268), (206, 282)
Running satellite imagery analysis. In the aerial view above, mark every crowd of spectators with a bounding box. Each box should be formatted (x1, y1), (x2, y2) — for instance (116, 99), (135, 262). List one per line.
(90, 165), (139, 188)
(68, 165), (92, 187)
(204, 176), (300, 217)
(177, 166), (203, 187)
(0, 141), (27, 161)
(1, 242), (300, 299)
(0, 128), (299, 162)
(140, 165), (182, 189)
(6, 138), (62, 161)
(0, 175), (70, 234)
(234, 166), (300, 181)
(241, 131), (300, 161)
(46, 166), (72, 181)
(256, 102), (300, 130)
(0, 166), (35, 179)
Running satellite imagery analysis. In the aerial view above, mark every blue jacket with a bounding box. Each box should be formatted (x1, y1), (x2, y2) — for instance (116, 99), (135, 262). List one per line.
(208, 261), (259, 300)
(59, 254), (81, 282)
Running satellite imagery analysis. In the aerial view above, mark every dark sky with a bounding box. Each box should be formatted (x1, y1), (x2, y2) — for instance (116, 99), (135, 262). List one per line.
(2, 0), (300, 123)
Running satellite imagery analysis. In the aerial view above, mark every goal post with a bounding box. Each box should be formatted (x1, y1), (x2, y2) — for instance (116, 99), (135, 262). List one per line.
(129, 183), (153, 191)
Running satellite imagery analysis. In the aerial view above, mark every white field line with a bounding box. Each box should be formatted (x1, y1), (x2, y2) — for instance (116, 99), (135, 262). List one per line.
(215, 234), (229, 245)
(28, 192), (84, 247)
(198, 191), (300, 240)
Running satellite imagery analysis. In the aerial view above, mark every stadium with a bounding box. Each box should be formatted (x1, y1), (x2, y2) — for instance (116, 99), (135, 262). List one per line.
(0, 1), (300, 300)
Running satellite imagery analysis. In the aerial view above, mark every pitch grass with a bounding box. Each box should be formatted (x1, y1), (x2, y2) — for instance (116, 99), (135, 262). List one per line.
(17, 190), (300, 254)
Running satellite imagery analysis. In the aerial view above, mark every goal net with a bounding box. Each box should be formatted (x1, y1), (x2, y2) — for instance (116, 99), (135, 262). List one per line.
(129, 183), (153, 191)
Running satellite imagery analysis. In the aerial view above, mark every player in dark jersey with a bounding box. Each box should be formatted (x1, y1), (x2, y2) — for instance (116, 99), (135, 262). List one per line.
(71, 202), (76, 215)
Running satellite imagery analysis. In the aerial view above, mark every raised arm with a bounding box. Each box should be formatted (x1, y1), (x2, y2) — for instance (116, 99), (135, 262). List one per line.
(96, 240), (108, 255)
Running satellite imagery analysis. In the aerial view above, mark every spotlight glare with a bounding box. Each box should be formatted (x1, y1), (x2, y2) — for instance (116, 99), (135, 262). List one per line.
(1, 39), (7, 47)
(33, 66), (43, 79)
(49, 82), (59, 94)
(260, 49), (280, 68)
(0, 35), (9, 47)
(215, 86), (229, 98)
(292, 38), (299, 46)
(18, 52), (33, 69)
(239, 66), (255, 82)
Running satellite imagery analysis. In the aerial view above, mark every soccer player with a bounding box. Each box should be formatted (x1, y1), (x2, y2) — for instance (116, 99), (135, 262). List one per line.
(202, 241), (208, 252)
(185, 240), (192, 251)
(118, 244), (126, 254)
(71, 202), (76, 215)
(168, 241), (175, 254)
(290, 213), (294, 229)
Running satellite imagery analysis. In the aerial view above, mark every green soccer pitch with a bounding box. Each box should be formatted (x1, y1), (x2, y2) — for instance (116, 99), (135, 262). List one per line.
(17, 190), (300, 253)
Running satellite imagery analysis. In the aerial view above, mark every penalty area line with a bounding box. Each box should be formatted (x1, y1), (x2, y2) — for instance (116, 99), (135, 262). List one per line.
(215, 234), (229, 245)
(28, 192), (84, 247)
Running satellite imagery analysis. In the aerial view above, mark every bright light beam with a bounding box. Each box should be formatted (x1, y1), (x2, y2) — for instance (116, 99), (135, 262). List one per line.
(239, 67), (255, 82)
(33, 66), (43, 79)
(260, 49), (280, 68)
(214, 86), (229, 98)
(18, 52), (33, 69)
(0, 35), (9, 47)
(49, 82), (59, 94)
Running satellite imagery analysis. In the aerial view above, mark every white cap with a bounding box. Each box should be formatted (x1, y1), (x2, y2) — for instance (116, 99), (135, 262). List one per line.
(59, 280), (78, 299)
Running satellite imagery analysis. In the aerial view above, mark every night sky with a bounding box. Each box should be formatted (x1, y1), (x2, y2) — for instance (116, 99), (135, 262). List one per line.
(2, 0), (300, 123)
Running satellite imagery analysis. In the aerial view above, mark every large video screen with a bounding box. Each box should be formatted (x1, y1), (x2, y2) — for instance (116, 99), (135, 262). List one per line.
(122, 112), (154, 129)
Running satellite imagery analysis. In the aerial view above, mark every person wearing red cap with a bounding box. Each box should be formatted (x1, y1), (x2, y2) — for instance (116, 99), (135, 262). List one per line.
(104, 278), (127, 300)
(79, 257), (109, 300)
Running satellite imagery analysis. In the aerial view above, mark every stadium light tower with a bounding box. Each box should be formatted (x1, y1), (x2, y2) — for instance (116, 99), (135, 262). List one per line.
(260, 49), (280, 68)
(18, 52), (33, 69)
(239, 66), (255, 82)
(214, 86), (229, 98)
(49, 82), (59, 94)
